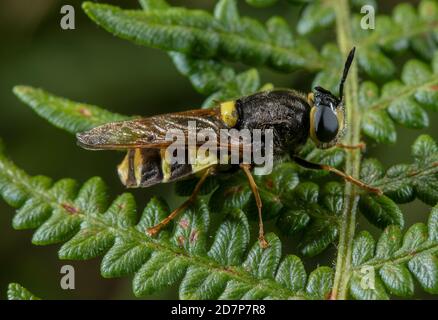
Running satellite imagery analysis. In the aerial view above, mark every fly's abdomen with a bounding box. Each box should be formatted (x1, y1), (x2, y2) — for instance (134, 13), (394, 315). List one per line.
(118, 149), (163, 187)
(117, 148), (219, 188)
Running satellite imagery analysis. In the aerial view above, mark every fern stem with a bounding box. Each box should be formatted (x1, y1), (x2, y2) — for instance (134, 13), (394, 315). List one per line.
(331, 0), (361, 300)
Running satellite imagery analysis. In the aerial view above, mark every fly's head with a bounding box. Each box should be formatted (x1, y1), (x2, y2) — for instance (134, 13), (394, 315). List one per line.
(309, 47), (356, 149)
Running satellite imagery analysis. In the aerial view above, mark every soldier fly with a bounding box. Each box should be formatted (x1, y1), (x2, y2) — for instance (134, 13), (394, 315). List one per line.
(77, 47), (381, 248)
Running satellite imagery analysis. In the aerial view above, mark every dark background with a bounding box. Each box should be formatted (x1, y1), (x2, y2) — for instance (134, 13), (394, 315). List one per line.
(0, 0), (435, 299)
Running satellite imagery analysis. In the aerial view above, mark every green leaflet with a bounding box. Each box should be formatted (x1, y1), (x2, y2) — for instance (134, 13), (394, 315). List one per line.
(365, 135), (438, 207)
(275, 255), (307, 293)
(82, 1), (323, 73)
(133, 251), (189, 296)
(349, 270), (390, 300)
(215, 0), (240, 31)
(359, 54), (438, 143)
(349, 207), (438, 299)
(297, 0), (377, 36)
(408, 253), (438, 294)
(101, 239), (152, 278)
(13, 86), (129, 134)
(0, 141), (335, 300)
(374, 226), (403, 260)
(305, 266), (334, 300)
(379, 263), (414, 297)
(180, 266), (229, 299)
(243, 233), (282, 279)
(297, 0), (336, 35)
(353, 135), (438, 230)
(352, 231), (375, 267)
(358, 194), (404, 229)
(7, 283), (40, 300)
(208, 209), (250, 266)
(361, 110), (396, 144)
(299, 213), (339, 257)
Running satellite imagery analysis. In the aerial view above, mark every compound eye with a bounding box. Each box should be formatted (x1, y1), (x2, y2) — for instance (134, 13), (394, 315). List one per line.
(314, 106), (339, 143)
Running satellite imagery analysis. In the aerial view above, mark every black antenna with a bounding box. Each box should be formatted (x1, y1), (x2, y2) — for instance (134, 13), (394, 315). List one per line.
(339, 47), (356, 101)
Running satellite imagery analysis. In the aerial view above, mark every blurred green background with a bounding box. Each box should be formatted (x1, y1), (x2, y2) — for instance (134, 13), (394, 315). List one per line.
(0, 0), (436, 299)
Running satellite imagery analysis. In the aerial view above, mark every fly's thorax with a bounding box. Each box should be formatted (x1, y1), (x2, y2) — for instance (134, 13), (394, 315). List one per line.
(234, 89), (311, 155)
(219, 101), (238, 127)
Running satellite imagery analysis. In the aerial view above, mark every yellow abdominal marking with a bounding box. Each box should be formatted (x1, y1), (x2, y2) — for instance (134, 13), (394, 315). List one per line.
(220, 101), (238, 127)
(134, 148), (143, 186)
(117, 152), (130, 185)
(192, 150), (218, 174)
(161, 149), (172, 182)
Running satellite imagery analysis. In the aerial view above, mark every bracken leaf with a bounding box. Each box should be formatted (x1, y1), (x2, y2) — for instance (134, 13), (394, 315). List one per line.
(83, 2), (322, 73)
(349, 207), (438, 299)
(13, 86), (129, 134)
(7, 283), (40, 300)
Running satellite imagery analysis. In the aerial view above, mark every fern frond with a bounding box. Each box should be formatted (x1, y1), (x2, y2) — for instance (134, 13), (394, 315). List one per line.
(359, 55), (438, 144)
(13, 86), (129, 134)
(354, 135), (438, 230)
(139, 0), (264, 105)
(0, 141), (335, 300)
(303, 0), (438, 79)
(367, 134), (438, 205)
(7, 283), (40, 300)
(82, 1), (323, 73)
(349, 207), (438, 299)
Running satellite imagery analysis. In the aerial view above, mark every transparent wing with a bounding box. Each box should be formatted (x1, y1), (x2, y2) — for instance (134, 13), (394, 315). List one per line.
(76, 108), (227, 150)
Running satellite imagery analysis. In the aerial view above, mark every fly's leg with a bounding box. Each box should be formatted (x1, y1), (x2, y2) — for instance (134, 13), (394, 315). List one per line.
(240, 164), (269, 249)
(291, 156), (383, 196)
(147, 167), (213, 237)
